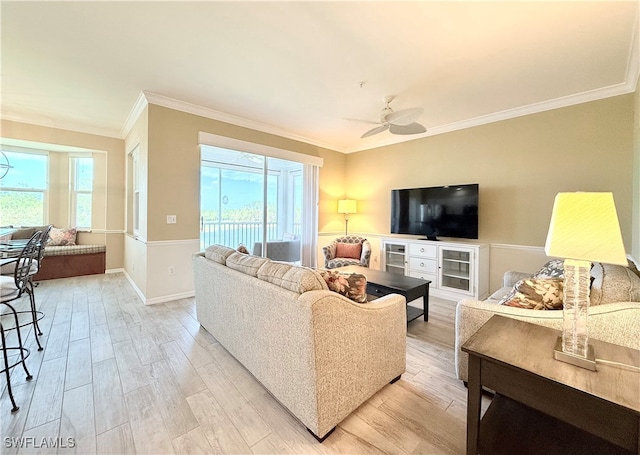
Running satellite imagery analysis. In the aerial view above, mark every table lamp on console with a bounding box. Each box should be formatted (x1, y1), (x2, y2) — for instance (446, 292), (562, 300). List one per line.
(544, 192), (627, 370)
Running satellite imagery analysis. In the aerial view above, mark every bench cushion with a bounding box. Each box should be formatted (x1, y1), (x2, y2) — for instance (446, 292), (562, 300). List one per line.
(44, 244), (106, 257)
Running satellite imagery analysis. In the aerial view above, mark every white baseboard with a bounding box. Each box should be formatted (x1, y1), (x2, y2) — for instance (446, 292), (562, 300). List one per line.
(122, 269), (195, 305)
(106, 268), (124, 274)
(144, 291), (196, 306)
(123, 269), (147, 304)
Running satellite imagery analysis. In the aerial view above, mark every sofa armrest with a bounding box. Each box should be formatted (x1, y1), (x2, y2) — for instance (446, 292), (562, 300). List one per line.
(300, 291), (407, 437)
(503, 271), (531, 287)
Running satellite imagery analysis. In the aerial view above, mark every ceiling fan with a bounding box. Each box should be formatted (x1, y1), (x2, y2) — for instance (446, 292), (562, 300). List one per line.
(357, 96), (426, 139)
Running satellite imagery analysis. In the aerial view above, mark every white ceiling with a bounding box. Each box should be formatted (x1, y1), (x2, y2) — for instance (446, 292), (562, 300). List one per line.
(1, 1), (638, 154)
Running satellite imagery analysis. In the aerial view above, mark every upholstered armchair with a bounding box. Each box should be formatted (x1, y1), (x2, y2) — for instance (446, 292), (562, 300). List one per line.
(322, 236), (371, 269)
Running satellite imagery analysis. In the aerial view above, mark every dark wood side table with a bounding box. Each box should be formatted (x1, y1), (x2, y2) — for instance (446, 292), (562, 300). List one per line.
(462, 315), (640, 455)
(340, 265), (430, 323)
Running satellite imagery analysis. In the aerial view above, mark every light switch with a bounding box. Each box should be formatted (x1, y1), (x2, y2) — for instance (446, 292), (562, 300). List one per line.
(167, 215), (177, 224)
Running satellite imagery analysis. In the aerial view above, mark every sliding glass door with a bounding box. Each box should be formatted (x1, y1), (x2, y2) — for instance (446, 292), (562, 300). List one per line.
(200, 145), (303, 262)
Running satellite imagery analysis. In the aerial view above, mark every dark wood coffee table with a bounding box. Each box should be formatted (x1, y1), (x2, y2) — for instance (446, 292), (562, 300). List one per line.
(340, 265), (430, 323)
(463, 315), (640, 455)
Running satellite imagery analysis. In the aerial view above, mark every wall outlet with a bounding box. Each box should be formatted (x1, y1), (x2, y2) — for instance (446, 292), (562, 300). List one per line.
(167, 215), (177, 224)
(168, 266), (175, 276)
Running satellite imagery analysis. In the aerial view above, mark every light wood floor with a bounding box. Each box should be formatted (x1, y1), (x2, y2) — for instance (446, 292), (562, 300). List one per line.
(1, 273), (489, 455)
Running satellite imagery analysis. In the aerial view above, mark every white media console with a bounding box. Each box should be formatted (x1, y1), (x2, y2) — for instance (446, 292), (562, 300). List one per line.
(381, 237), (489, 301)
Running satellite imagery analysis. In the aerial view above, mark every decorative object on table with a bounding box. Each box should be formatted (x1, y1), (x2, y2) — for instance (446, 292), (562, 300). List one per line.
(322, 236), (371, 269)
(337, 199), (357, 236)
(544, 192), (627, 370)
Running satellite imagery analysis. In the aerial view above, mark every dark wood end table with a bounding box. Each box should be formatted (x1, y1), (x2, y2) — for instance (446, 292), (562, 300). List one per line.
(462, 315), (639, 455)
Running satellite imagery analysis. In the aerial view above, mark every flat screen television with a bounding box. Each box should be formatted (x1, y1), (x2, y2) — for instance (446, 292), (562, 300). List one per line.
(390, 183), (479, 240)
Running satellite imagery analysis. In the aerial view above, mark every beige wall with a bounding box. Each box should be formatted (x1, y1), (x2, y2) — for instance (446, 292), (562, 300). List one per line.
(145, 104), (344, 241)
(122, 103), (344, 302)
(0, 120), (126, 270)
(343, 95), (635, 250)
(633, 79), (640, 261)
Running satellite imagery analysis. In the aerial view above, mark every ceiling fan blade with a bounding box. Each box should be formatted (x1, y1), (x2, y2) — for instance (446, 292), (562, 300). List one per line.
(389, 122), (426, 135)
(386, 107), (423, 126)
(361, 124), (390, 138)
(345, 117), (381, 125)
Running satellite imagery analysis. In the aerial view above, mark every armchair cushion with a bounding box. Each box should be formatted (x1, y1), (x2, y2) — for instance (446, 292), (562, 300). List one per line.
(336, 242), (362, 260)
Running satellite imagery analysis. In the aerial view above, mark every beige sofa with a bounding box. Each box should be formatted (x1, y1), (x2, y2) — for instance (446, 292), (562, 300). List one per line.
(455, 262), (640, 383)
(193, 245), (407, 441)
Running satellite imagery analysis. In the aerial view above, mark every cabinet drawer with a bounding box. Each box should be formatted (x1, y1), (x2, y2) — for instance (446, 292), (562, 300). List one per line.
(409, 271), (436, 284)
(409, 257), (437, 273)
(409, 243), (437, 258)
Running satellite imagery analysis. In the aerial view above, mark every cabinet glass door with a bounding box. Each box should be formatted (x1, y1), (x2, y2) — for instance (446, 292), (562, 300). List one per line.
(440, 249), (471, 292)
(385, 243), (406, 275)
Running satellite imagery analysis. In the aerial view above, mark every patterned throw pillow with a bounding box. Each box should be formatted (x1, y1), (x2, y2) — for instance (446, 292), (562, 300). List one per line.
(499, 278), (564, 310)
(48, 227), (77, 246)
(319, 270), (368, 303)
(335, 242), (362, 259)
(534, 259), (565, 279)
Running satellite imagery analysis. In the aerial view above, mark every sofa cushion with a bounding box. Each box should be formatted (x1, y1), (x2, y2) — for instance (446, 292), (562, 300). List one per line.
(258, 261), (327, 293)
(204, 244), (236, 264)
(590, 262), (640, 305)
(319, 270), (368, 303)
(499, 278), (564, 310)
(257, 261), (294, 285)
(226, 252), (270, 277)
(336, 242), (362, 259)
(48, 227), (77, 246)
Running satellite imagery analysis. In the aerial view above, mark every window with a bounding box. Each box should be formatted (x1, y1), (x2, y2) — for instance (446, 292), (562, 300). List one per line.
(199, 132), (323, 267)
(0, 150), (48, 226)
(70, 156), (93, 228)
(200, 148), (283, 249)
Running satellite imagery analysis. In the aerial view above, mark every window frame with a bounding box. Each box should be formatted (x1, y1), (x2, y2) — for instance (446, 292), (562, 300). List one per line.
(0, 148), (49, 226)
(69, 154), (94, 229)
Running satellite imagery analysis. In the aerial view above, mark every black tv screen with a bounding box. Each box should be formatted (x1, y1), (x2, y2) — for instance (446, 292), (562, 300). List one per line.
(390, 184), (479, 240)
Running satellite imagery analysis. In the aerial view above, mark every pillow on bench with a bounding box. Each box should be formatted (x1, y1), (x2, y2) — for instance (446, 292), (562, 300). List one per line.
(48, 227), (77, 246)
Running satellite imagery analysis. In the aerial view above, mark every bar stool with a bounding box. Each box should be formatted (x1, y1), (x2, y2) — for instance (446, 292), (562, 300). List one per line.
(0, 232), (39, 412)
(0, 230), (46, 350)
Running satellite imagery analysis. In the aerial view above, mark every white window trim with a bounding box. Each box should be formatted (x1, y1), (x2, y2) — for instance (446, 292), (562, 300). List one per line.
(69, 154), (93, 229)
(198, 132), (324, 167)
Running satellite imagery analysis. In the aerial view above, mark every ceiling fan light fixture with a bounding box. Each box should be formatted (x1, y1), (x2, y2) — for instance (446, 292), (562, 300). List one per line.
(358, 96), (426, 139)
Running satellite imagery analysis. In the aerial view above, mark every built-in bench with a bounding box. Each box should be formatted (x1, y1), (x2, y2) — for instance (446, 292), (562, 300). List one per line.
(7, 226), (106, 281)
(35, 244), (106, 280)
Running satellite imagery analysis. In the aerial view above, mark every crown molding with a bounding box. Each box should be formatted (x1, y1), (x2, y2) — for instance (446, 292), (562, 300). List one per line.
(141, 91), (339, 152)
(344, 80), (638, 154)
(626, 5), (640, 91)
(120, 91), (149, 139)
(0, 112), (121, 139)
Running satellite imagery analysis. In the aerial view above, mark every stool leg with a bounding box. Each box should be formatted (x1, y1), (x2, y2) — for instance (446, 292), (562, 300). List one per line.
(26, 286), (43, 351)
(1, 324), (20, 412)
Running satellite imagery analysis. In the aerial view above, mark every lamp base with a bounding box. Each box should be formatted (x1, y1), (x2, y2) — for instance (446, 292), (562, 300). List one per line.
(553, 337), (596, 371)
